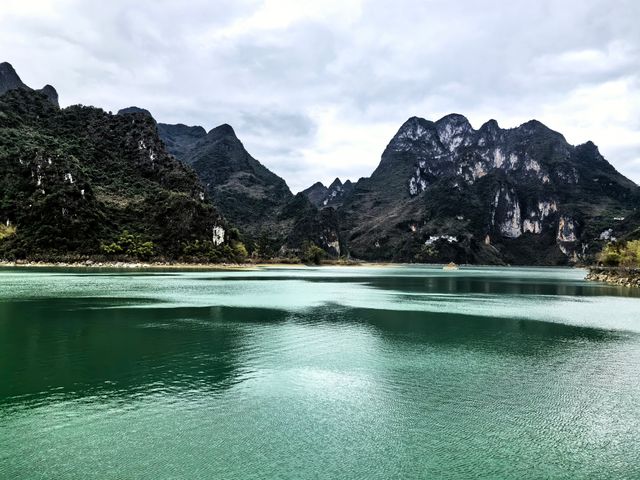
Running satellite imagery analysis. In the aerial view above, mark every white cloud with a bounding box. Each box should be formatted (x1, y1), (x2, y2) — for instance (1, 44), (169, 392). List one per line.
(0, 0), (60, 17)
(197, 0), (363, 42)
(539, 78), (640, 182)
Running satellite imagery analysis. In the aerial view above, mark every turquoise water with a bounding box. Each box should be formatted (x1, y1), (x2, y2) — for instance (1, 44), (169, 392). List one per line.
(1, 266), (639, 479)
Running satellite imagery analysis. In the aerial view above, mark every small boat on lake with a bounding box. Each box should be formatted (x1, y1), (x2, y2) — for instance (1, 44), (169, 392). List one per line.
(443, 262), (459, 271)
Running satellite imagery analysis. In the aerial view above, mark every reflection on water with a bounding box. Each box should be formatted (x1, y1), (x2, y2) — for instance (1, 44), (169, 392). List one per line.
(0, 266), (639, 479)
(0, 301), (294, 405)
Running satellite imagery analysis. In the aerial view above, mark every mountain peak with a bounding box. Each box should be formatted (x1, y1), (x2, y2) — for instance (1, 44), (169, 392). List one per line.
(117, 106), (153, 118)
(436, 113), (472, 128)
(0, 61), (17, 74)
(208, 123), (236, 138)
(519, 119), (547, 130)
(301, 182), (329, 206)
(37, 84), (59, 107)
(394, 116), (434, 140)
(0, 61), (26, 95)
(480, 119), (500, 131)
(402, 116), (430, 128)
(1, 62), (59, 106)
(435, 113), (474, 152)
(329, 177), (343, 189)
(477, 119), (502, 144)
(517, 120), (566, 142)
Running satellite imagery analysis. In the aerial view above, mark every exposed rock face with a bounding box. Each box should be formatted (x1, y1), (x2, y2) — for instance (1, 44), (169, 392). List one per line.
(302, 178), (354, 208)
(491, 186), (522, 239)
(556, 215), (580, 257)
(0, 62), (59, 107)
(557, 216), (578, 243)
(396, 116), (571, 193)
(516, 200), (559, 235)
(339, 113), (639, 265)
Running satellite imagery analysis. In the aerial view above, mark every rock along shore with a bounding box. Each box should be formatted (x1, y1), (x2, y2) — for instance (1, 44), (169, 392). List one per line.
(586, 267), (640, 288)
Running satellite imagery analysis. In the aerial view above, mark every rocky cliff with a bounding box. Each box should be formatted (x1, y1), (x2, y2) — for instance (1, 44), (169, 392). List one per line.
(338, 114), (639, 264)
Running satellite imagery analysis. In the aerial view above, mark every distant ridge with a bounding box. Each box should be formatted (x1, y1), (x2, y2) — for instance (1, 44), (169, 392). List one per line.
(0, 62), (59, 107)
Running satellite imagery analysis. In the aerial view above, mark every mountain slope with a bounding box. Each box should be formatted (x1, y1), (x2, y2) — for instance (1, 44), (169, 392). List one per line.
(181, 124), (293, 235)
(157, 121), (343, 256)
(0, 88), (225, 259)
(339, 114), (639, 264)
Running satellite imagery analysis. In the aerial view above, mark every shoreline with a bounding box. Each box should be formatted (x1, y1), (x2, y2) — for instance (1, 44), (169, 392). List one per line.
(0, 259), (586, 271)
(0, 260), (296, 270)
(0, 259), (373, 270)
(586, 267), (640, 288)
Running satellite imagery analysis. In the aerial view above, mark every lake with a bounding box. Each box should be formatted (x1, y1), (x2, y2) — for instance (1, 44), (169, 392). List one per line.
(1, 266), (639, 479)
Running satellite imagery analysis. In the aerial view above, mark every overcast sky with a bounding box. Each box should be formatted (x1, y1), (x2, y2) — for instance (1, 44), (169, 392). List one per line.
(1, 0), (639, 191)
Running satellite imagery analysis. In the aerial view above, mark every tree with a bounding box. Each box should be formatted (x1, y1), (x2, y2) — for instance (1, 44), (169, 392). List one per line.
(232, 241), (248, 261)
(100, 230), (154, 260)
(301, 241), (325, 265)
(598, 243), (621, 266)
(598, 240), (640, 267)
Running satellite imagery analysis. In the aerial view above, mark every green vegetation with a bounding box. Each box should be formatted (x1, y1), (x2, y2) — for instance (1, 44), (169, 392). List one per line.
(180, 240), (248, 263)
(0, 88), (340, 264)
(232, 241), (248, 259)
(300, 241), (326, 265)
(415, 243), (438, 262)
(598, 240), (640, 267)
(181, 228), (248, 263)
(101, 230), (155, 260)
(0, 88), (226, 261)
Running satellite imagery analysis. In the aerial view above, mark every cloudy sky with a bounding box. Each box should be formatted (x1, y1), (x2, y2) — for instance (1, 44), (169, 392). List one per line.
(1, 0), (639, 191)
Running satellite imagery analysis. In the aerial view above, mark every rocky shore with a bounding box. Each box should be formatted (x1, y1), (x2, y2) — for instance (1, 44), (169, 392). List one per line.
(586, 267), (640, 288)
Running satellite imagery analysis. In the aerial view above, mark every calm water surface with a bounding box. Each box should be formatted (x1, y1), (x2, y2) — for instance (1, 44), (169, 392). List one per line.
(1, 266), (639, 479)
